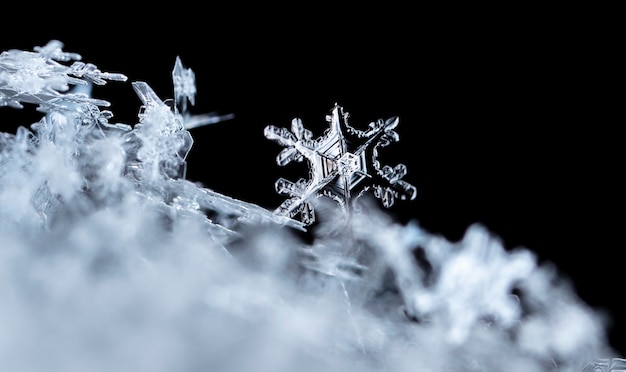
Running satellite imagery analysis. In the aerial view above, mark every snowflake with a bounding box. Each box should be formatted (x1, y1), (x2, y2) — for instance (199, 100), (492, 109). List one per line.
(264, 104), (417, 225)
(172, 55), (196, 111)
(170, 56), (234, 130)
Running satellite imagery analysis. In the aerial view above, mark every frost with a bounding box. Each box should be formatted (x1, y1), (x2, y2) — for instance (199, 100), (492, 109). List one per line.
(0, 40), (621, 372)
(265, 104), (417, 225)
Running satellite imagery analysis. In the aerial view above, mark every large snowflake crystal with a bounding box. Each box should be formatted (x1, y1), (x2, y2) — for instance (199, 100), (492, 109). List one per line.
(264, 104), (417, 225)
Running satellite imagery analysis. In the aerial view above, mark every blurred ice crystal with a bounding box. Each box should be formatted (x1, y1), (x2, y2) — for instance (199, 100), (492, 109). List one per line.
(171, 55), (234, 129)
(580, 358), (626, 371)
(0, 40), (621, 372)
(264, 104), (417, 225)
(172, 55), (197, 110)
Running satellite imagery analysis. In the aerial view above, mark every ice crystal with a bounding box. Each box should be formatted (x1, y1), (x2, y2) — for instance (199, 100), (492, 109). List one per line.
(0, 40), (620, 372)
(580, 358), (626, 371)
(0, 40), (301, 234)
(171, 56), (234, 130)
(264, 104), (417, 225)
(0, 40), (126, 110)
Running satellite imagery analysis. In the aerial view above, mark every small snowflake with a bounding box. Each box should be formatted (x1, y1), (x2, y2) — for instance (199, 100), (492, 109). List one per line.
(172, 56), (196, 111)
(264, 104), (417, 225)
(170, 56), (234, 130)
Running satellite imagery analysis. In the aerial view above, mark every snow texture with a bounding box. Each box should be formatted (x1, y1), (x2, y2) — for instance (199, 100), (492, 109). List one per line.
(0, 40), (621, 372)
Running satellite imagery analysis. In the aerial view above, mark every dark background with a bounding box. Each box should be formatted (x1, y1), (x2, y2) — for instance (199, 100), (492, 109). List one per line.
(2, 7), (622, 355)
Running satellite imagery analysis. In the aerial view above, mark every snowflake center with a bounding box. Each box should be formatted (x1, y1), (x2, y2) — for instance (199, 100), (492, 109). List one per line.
(337, 152), (360, 176)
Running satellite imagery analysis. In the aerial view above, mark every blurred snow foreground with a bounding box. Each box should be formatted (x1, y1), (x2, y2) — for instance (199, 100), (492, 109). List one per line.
(0, 40), (621, 371)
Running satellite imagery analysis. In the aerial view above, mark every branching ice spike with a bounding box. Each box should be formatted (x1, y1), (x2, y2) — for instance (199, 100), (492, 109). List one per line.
(264, 104), (417, 225)
(0, 40), (127, 111)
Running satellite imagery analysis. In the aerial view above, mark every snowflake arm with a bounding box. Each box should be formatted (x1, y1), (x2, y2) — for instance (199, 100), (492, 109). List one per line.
(33, 39), (81, 62)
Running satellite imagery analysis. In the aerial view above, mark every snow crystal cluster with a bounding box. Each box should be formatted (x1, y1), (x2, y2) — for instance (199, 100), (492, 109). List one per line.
(0, 40), (621, 371)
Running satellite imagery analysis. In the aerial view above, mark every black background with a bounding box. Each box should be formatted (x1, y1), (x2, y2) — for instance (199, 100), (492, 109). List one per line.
(2, 6), (622, 356)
